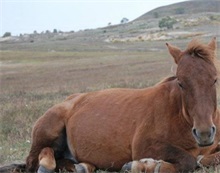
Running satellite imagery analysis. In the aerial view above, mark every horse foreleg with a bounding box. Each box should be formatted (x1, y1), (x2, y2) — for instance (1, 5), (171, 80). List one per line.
(197, 151), (220, 168)
(132, 139), (197, 172)
(121, 159), (176, 173)
(74, 163), (96, 173)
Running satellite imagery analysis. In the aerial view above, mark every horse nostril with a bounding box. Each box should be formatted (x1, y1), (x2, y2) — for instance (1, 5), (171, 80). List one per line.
(192, 126), (216, 139)
(211, 126), (216, 136)
(192, 128), (198, 137)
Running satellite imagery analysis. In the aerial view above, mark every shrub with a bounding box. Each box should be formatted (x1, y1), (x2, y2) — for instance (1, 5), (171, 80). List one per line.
(209, 15), (220, 21)
(159, 16), (177, 29)
(3, 32), (11, 37)
(53, 29), (58, 33)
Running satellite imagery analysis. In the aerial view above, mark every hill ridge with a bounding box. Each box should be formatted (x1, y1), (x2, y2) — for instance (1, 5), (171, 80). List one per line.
(134, 0), (220, 22)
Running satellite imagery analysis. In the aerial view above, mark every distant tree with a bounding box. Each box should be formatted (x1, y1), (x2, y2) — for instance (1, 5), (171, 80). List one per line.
(159, 16), (177, 29)
(120, 18), (129, 24)
(108, 22), (111, 26)
(45, 30), (51, 34)
(175, 8), (185, 14)
(210, 15), (215, 20)
(3, 32), (11, 37)
(209, 15), (219, 21)
(53, 29), (58, 33)
(33, 30), (38, 34)
(153, 12), (159, 18)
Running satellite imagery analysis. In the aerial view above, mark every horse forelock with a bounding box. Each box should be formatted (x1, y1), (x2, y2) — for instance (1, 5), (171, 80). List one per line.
(185, 39), (220, 80)
(185, 39), (216, 64)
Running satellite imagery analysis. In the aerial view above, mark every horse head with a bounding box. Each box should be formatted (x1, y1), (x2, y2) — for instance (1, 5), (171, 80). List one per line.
(167, 38), (218, 147)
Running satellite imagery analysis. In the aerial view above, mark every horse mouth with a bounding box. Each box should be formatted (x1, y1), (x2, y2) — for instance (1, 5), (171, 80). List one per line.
(192, 127), (216, 147)
(194, 136), (215, 147)
(198, 141), (214, 147)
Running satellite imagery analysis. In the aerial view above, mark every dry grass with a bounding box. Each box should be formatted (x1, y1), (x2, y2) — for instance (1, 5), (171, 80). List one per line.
(0, 50), (171, 165)
(0, 48), (220, 172)
(0, 50), (170, 93)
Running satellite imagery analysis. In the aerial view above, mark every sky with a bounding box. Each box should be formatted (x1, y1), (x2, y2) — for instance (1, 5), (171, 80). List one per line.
(1, 0), (187, 36)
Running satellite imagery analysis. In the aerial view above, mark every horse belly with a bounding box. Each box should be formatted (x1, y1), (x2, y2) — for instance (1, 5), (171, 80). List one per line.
(66, 109), (134, 170)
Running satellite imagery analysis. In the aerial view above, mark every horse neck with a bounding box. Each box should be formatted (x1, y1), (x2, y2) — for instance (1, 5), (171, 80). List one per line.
(154, 79), (195, 146)
(157, 78), (191, 127)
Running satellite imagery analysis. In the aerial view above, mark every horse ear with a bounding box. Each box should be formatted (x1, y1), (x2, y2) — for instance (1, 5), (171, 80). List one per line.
(208, 37), (217, 51)
(166, 43), (182, 64)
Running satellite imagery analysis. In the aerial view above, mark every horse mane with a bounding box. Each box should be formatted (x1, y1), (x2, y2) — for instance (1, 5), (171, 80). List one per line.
(185, 39), (216, 63)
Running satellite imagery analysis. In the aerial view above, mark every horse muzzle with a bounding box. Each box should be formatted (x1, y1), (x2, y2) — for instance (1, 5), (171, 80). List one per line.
(192, 126), (216, 147)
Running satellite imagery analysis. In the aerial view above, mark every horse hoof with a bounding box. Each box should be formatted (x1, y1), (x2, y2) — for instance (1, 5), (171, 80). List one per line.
(140, 158), (155, 163)
(121, 161), (133, 171)
(37, 165), (54, 173)
(75, 164), (86, 173)
(122, 161), (145, 172)
(74, 163), (95, 173)
(140, 158), (157, 167)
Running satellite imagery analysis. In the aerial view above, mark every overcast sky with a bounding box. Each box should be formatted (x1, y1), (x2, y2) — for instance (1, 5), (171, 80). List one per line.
(1, 0), (187, 36)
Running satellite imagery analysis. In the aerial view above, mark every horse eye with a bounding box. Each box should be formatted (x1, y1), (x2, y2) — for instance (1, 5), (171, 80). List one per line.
(178, 81), (183, 89)
(213, 79), (217, 85)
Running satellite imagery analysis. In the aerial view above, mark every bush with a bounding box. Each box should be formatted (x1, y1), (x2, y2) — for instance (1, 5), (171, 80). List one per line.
(209, 15), (220, 21)
(45, 30), (51, 34)
(53, 29), (58, 33)
(3, 32), (11, 37)
(159, 16), (177, 29)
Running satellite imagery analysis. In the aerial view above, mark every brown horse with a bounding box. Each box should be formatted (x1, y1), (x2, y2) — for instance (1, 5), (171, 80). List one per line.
(1, 38), (220, 173)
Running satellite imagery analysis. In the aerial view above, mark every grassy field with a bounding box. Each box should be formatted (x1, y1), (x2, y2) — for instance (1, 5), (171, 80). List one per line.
(0, 49), (171, 165)
(1, 42), (220, 172)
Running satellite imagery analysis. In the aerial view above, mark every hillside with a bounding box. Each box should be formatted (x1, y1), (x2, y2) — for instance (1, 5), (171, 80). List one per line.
(101, 0), (220, 44)
(0, 0), (219, 51)
(135, 0), (220, 21)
